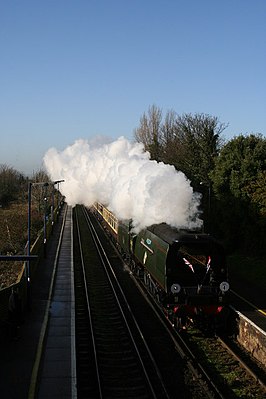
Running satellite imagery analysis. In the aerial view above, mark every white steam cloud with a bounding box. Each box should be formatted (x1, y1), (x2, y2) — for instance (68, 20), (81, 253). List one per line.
(43, 136), (202, 232)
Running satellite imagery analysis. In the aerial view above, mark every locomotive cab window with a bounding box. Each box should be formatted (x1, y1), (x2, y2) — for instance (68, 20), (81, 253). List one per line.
(179, 244), (208, 274)
(167, 242), (214, 286)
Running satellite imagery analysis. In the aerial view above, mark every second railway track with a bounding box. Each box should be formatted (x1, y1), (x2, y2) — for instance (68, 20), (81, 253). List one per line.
(73, 205), (169, 398)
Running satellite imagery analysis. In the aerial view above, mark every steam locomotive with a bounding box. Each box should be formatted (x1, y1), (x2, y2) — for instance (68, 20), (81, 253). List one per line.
(93, 202), (230, 332)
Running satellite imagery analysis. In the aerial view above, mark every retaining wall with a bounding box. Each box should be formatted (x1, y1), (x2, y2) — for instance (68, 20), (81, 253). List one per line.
(236, 311), (266, 367)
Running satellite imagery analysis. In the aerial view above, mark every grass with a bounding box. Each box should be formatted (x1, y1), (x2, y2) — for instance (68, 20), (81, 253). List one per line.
(0, 203), (43, 255)
(0, 202), (44, 288)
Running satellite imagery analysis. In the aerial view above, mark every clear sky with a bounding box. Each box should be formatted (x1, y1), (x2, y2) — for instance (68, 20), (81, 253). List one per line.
(1, 0), (265, 176)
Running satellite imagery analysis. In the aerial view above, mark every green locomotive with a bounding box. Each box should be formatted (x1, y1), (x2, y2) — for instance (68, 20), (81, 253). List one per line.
(94, 202), (230, 330)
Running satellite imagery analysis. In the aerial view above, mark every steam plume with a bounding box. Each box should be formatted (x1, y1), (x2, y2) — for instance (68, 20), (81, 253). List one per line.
(43, 136), (202, 232)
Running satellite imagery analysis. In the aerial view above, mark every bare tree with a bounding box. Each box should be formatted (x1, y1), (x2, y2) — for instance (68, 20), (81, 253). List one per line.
(134, 104), (163, 161)
(0, 164), (25, 206)
(30, 169), (52, 215)
(133, 107), (227, 187)
(160, 109), (177, 164)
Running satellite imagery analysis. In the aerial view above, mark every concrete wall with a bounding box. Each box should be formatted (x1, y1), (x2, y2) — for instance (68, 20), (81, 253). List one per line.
(236, 311), (266, 367)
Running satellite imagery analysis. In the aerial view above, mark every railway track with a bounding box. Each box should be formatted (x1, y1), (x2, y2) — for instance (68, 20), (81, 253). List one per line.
(131, 258), (266, 398)
(128, 254), (266, 399)
(73, 205), (169, 398)
(183, 330), (266, 398)
(217, 335), (266, 392)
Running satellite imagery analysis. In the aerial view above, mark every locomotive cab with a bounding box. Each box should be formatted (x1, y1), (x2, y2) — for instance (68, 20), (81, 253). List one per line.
(166, 235), (229, 309)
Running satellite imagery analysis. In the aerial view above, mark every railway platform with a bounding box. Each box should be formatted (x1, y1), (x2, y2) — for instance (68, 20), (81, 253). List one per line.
(0, 205), (76, 399)
(229, 272), (266, 333)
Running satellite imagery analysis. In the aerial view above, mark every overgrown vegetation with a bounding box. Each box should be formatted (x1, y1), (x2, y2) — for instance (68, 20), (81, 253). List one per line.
(0, 168), (59, 255)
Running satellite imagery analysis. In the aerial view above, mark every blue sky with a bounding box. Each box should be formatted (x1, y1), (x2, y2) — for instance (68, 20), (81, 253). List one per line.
(1, 0), (265, 175)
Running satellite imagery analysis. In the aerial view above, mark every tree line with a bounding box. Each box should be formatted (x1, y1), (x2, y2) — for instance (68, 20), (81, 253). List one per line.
(1, 108), (265, 256)
(134, 105), (266, 256)
(0, 166), (52, 208)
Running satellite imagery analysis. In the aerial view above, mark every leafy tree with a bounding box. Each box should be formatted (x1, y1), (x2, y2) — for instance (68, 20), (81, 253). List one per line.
(244, 170), (266, 216)
(210, 134), (266, 254)
(211, 134), (266, 201)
